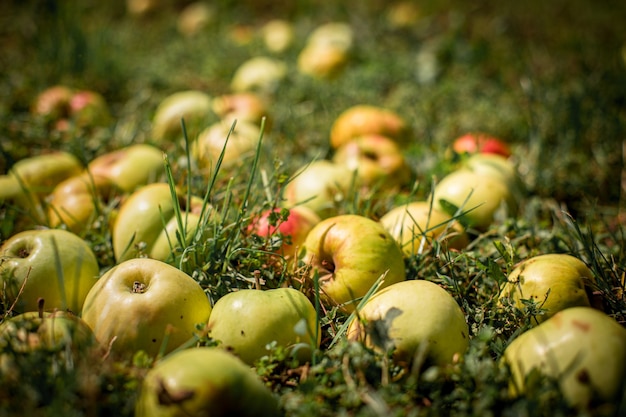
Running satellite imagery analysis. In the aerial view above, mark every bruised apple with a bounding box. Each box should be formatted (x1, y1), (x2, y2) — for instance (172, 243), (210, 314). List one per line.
(208, 288), (321, 365)
(81, 258), (212, 358)
(135, 347), (281, 417)
(347, 279), (469, 367)
(300, 214), (406, 312)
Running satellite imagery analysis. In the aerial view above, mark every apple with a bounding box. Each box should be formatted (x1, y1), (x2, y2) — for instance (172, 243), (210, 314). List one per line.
(461, 153), (520, 188)
(379, 201), (469, 256)
(451, 132), (511, 158)
(297, 43), (349, 79)
(176, 2), (215, 37)
(306, 22), (354, 52)
(135, 347), (281, 417)
(386, 2), (422, 29)
(429, 168), (517, 230)
(192, 120), (262, 172)
(151, 90), (214, 145)
(126, 0), (162, 17)
(247, 206), (321, 262)
(300, 214), (406, 312)
(330, 105), (409, 149)
(112, 182), (206, 262)
(230, 56), (287, 93)
(261, 19), (295, 53)
(503, 307), (626, 410)
(282, 159), (355, 220)
(31, 85), (74, 122)
(331, 134), (412, 188)
(499, 254), (596, 324)
(212, 92), (271, 129)
(81, 258), (212, 359)
(0, 228), (100, 314)
(347, 279), (469, 367)
(68, 90), (112, 128)
(208, 287), (321, 365)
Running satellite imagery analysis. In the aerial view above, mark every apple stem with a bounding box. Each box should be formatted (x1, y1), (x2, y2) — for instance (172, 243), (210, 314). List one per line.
(37, 297), (45, 318)
(132, 281), (147, 294)
(253, 270), (261, 290)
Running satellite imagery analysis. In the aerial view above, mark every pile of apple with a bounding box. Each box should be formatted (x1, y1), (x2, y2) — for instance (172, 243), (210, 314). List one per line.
(1, 72), (625, 416)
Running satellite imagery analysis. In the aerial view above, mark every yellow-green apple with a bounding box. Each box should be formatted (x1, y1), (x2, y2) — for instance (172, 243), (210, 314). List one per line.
(135, 347), (281, 417)
(332, 134), (411, 188)
(379, 201), (469, 256)
(347, 279), (469, 367)
(499, 254), (595, 325)
(247, 206), (321, 262)
(212, 92), (271, 129)
(126, 0), (162, 17)
(282, 160), (355, 220)
(330, 105), (409, 149)
(0, 310), (98, 379)
(451, 132), (511, 158)
(0, 228), (100, 314)
(81, 258), (211, 359)
(297, 43), (349, 79)
(503, 307), (626, 410)
(300, 214), (406, 312)
(306, 22), (354, 52)
(386, 1), (422, 29)
(429, 168), (517, 230)
(208, 287), (321, 365)
(461, 153), (525, 200)
(230, 56), (287, 93)
(176, 2), (215, 37)
(261, 19), (295, 53)
(192, 120), (262, 172)
(68, 90), (112, 128)
(151, 90), (214, 145)
(112, 182), (205, 262)
(30, 85), (74, 122)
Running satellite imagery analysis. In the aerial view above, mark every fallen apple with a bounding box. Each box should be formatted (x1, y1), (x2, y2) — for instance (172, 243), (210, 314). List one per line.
(451, 132), (512, 158)
(230, 56), (287, 93)
(499, 253), (595, 324)
(300, 214), (406, 312)
(379, 201), (469, 256)
(68, 90), (112, 128)
(297, 42), (349, 79)
(261, 19), (295, 53)
(503, 306), (626, 410)
(247, 206), (321, 262)
(331, 134), (412, 189)
(282, 159), (355, 220)
(208, 287), (321, 365)
(135, 347), (281, 417)
(330, 105), (409, 149)
(176, 2), (215, 37)
(151, 90), (214, 145)
(81, 258), (212, 359)
(306, 21), (354, 52)
(30, 85), (74, 122)
(0, 228), (100, 314)
(212, 92), (271, 129)
(347, 279), (469, 367)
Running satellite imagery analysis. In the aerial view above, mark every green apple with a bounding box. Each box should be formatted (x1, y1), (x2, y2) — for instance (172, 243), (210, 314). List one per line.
(247, 206), (321, 263)
(81, 258), (211, 359)
(330, 105), (409, 149)
(208, 287), (321, 365)
(261, 19), (295, 53)
(499, 253), (595, 324)
(135, 347), (281, 417)
(461, 153), (525, 200)
(112, 182), (206, 262)
(430, 168), (517, 230)
(503, 306), (626, 410)
(0, 228), (100, 314)
(331, 134), (411, 188)
(306, 21), (354, 52)
(151, 90), (214, 145)
(230, 56), (287, 93)
(282, 160), (355, 219)
(379, 201), (469, 256)
(300, 214), (406, 312)
(192, 120), (262, 172)
(347, 279), (469, 367)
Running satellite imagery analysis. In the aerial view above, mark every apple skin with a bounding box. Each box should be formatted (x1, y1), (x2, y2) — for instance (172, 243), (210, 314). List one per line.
(208, 288), (321, 365)
(330, 105), (409, 149)
(282, 160), (355, 220)
(298, 43), (349, 79)
(247, 206), (321, 262)
(176, 2), (215, 37)
(81, 258), (212, 359)
(261, 19), (295, 53)
(300, 214), (406, 312)
(347, 279), (469, 367)
(112, 182), (204, 262)
(212, 92), (271, 129)
(192, 120), (262, 171)
(451, 132), (511, 158)
(332, 134), (412, 189)
(503, 307), (626, 410)
(230, 56), (287, 93)
(499, 254), (595, 325)
(151, 90), (214, 145)
(135, 347), (281, 417)
(31, 85), (74, 122)
(68, 90), (112, 128)
(379, 201), (469, 256)
(306, 22), (354, 52)
(0, 228), (100, 314)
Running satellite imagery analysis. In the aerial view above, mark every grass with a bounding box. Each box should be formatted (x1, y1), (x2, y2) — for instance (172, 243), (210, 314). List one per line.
(1, 0), (626, 416)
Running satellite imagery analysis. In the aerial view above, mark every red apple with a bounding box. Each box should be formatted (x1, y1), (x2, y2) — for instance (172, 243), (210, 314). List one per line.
(31, 85), (74, 122)
(451, 133), (511, 158)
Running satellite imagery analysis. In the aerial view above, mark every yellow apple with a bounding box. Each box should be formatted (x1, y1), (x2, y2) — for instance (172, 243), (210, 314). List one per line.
(230, 56), (287, 93)
(151, 90), (214, 145)
(261, 19), (295, 53)
(330, 105), (409, 149)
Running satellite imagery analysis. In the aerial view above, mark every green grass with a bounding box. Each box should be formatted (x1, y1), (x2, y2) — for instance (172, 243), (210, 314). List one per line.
(1, 0), (626, 416)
